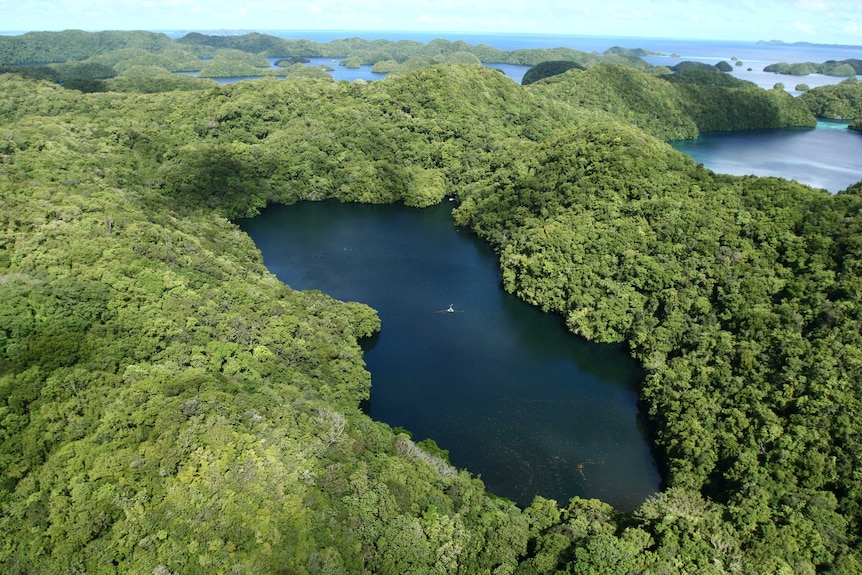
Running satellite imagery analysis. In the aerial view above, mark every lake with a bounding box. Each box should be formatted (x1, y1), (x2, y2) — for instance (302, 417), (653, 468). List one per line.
(238, 120), (862, 512)
(671, 120), (862, 193)
(239, 201), (661, 510)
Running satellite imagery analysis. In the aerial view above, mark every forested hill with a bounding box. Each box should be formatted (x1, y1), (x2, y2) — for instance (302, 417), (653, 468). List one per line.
(0, 30), (174, 64)
(526, 64), (814, 140)
(0, 29), (651, 70)
(2, 59), (861, 574)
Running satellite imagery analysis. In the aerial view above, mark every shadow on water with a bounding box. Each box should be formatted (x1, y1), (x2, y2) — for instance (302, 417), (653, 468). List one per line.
(239, 200), (661, 510)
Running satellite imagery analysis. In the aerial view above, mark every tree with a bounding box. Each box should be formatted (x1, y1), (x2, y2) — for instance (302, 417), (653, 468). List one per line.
(340, 56), (362, 69)
(522, 60), (585, 85)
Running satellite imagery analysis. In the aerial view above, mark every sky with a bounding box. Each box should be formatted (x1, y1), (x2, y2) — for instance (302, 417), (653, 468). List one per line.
(2, 0), (862, 46)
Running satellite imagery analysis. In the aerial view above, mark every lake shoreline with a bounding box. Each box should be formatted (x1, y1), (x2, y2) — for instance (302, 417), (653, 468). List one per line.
(239, 200), (662, 510)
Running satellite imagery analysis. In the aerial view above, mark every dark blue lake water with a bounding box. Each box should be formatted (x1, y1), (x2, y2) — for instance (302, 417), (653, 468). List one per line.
(239, 201), (660, 510)
(671, 120), (862, 193)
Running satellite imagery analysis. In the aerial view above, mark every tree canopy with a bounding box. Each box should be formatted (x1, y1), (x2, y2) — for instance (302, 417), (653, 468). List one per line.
(1, 31), (861, 574)
(764, 58), (862, 77)
(801, 78), (862, 120)
(521, 61), (586, 85)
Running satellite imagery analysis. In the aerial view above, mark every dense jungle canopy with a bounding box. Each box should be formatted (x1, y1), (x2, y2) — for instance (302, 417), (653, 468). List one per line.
(3, 30), (862, 574)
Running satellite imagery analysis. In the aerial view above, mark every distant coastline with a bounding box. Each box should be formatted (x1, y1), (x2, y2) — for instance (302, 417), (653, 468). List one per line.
(2, 29), (862, 51)
(758, 39), (862, 50)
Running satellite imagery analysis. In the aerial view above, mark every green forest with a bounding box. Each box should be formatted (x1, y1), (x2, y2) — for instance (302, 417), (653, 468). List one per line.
(0, 30), (652, 82)
(3, 31), (862, 574)
(763, 59), (862, 77)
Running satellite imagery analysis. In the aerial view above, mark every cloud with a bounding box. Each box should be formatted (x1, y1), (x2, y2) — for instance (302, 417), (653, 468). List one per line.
(792, 20), (816, 34)
(796, 0), (830, 10)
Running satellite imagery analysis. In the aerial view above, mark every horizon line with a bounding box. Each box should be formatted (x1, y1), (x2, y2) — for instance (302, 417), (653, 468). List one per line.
(2, 28), (862, 49)
(0, 28), (820, 45)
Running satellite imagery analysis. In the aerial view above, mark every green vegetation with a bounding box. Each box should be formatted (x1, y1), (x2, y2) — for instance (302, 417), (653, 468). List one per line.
(527, 64), (813, 141)
(663, 69), (756, 88)
(671, 60), (725, 73)
(369, 52), (483, 75)
(767, 62), (818, 75)
(197, 49), (280, 78)
(0, 30), (174, 64)
(278, 63), (334, 81)
(370, 59), (400, 73)
(0, 44), (207, 90)
(801, 78), (862, 120)
(175, 32), (655, 70)
(274, 56), (311, 66)
(176, 31), (291, 57)
(453, 118), (862, 573)
(0, 61), (117, 85)
(605, 46), (663, 57)
(0, 30), (661, 85)
(764, 59), (862, 76)
(340, 56), (362, 69)
(522, 61), (586, 85)
(105, 73), (218, 93)
(1, 30), (861, 574)
(109, 48), (203, 74)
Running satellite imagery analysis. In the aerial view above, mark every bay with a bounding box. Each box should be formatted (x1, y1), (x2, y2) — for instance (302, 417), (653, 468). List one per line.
(671, 120), (862, 193)
(239, 201), (661, 510)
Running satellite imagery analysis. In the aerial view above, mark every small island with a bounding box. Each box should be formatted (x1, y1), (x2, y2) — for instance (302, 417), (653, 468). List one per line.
(763, 58), (862, 77)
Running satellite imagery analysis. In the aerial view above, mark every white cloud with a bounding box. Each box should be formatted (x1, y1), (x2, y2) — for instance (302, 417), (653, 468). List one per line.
(796, 0), (830, 11)
(792, 20), (816, 35)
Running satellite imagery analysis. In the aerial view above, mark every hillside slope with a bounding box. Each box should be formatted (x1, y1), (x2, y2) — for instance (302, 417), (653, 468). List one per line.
(1, 65), (859, 573)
